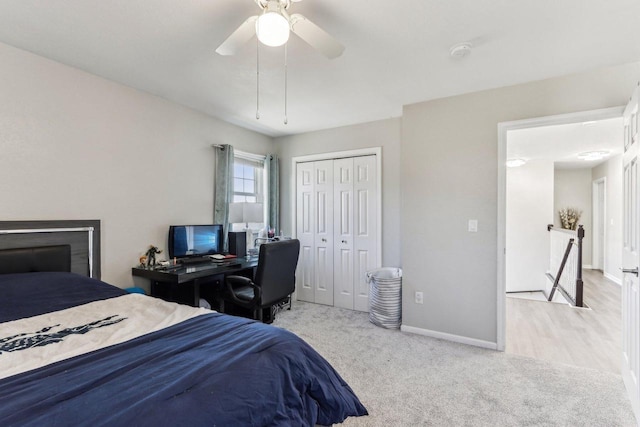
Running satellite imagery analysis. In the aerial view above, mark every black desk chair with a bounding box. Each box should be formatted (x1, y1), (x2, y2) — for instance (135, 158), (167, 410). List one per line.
(219, 239), (300, 323)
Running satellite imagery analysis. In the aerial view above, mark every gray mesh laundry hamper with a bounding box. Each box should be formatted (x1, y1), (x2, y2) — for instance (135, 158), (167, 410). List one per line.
(366, 267), (402, 329)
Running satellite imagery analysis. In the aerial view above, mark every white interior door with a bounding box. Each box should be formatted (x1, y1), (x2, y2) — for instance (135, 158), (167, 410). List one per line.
(296, 162), (315, 303)
(314, 160), (334, 306)
(597, 180), (605, 269)
(593, 179), (606, 270)
(334, 158), (355, 309)
(622, 86), (640, 422)
(294, 150), (381, 311)
(353, 155), (378, 312)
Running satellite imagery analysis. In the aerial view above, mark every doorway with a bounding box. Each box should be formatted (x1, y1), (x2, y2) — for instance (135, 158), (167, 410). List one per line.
(497, 106), (624, 371)
(592, 177), (606, 271)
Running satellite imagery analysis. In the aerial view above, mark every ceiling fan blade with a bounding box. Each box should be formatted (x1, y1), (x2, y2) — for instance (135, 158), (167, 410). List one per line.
(215, 16), (258, 56)
(289, 13), (344, 59)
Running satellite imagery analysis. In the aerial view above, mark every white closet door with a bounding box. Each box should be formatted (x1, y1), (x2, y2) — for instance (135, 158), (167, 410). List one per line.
(295, 154), (379, 311)
(314, 160), (334, 305)
(296, 162), (315, 303)
(334, 158), (355, 309)
(353, 155), (378, 312)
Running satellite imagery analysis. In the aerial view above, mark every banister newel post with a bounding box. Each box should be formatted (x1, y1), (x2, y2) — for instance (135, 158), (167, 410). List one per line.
(576, 225), (584, 307)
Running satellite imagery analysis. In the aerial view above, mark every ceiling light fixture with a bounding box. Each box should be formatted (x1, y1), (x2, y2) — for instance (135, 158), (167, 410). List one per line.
(578, 151), (609, 161)
(506, 158), (527, 168)
(216, 0), (345, 125)
(253, 1), (291, 124)
(256, 11), (290, 47)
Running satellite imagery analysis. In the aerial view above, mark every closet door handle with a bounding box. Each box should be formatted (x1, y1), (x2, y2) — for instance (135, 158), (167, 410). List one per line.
(321, 238), (327, 242)
(342, 240), (347, 244)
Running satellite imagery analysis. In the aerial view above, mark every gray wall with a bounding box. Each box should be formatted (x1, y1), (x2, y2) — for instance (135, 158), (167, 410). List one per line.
(274, 118), (402, 269)
(401, 62), (640, 344)
(0, 42), (274, 288)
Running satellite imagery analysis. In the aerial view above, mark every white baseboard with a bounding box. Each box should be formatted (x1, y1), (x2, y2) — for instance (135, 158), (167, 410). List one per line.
(400, 324), (498, 350)
(604, 272), (622, 286)
(583, 264), (593, 269)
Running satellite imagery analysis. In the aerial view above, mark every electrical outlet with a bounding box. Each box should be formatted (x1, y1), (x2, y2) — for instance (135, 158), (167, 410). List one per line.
(415, 291), (424, 304)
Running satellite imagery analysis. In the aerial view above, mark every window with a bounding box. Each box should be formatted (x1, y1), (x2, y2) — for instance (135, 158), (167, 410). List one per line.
(233, 158), (262, 203)
(231, 155), (266, 233)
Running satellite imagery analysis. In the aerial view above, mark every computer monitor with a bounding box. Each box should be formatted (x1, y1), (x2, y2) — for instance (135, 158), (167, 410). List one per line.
(168, 224), (223, 259)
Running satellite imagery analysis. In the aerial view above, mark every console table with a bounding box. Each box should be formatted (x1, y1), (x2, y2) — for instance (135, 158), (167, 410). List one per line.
(132, 257), (259, 308)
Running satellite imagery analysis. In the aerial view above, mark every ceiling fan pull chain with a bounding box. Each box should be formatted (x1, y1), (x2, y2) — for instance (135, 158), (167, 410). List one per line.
(256, 26), (260, 120)
(284, 42), (288, 125)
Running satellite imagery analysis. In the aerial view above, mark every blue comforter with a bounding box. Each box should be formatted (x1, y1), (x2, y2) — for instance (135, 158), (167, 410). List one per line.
(0, 273), (367, 426)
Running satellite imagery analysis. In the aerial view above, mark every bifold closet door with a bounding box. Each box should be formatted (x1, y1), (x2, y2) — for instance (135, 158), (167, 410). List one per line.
(352, 155), (377, 312)
(296, 162), (315, 303)
(296, 155), (377, 311)
(334, 156), (377, 311)
(296, 160), (334, 306)
(333, 158), (355, 309)
(313, 160), (335, 305)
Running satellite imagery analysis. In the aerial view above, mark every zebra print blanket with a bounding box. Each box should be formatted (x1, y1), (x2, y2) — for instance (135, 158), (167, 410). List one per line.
(0, 293), (208, 379)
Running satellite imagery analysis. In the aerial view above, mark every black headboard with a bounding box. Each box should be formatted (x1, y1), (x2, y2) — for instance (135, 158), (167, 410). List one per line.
(0, 245), (71, 275)
(0, 220), (100, 279)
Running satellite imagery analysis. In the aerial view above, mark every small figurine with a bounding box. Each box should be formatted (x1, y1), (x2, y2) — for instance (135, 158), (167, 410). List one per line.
(145, 245), (163, 267)
(139, 256), (147, 268)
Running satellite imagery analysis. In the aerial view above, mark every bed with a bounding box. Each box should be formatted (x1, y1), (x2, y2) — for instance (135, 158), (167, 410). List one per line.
(0, 221), (367, 426)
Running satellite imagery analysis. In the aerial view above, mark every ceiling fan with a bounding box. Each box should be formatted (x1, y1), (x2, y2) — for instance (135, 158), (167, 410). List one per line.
(215, 0), (345, 59)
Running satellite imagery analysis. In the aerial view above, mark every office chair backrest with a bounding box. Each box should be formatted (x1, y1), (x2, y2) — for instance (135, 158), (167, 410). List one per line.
(255, 239), (300, 307)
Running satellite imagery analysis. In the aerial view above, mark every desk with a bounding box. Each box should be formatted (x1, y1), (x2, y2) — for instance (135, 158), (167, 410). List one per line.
(132, 257), (259, 307)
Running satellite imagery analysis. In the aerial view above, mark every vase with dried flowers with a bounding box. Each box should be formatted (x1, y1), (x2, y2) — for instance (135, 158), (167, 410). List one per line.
(558, 207), (582, 230)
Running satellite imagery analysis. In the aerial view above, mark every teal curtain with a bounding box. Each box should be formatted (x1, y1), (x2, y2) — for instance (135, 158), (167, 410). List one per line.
(265, 154), (280, 235)
(213, 144), (234, 251)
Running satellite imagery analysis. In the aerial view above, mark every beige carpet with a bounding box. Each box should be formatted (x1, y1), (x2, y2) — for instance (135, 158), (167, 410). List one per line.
(272, 301), (636, 427)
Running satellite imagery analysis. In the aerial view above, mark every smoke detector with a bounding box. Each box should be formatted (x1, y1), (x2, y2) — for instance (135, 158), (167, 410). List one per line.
(450, 42), (472, 58)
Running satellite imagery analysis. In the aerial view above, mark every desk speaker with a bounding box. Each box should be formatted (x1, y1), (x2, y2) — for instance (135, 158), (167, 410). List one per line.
(228, 231), (246, 256)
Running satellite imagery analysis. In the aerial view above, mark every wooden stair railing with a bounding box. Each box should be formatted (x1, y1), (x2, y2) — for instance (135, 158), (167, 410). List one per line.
(546, 224), (584, 307)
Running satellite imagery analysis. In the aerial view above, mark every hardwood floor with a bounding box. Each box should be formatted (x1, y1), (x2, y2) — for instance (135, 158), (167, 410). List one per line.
(506, 269), (621, 374)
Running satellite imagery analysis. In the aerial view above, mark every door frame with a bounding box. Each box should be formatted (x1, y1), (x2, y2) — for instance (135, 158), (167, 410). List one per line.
(291, 147), (383, 270)
(592, 177), (607, 271)
(496, 106), (624, 351)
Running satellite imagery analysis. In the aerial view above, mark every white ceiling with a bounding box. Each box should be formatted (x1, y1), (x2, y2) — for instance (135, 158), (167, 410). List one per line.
(0, 0), (638, 137)
(507, 117), (623, 169)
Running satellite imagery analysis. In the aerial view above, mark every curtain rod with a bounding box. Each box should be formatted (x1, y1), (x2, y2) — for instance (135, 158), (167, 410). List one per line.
(212, 144), (267, 162)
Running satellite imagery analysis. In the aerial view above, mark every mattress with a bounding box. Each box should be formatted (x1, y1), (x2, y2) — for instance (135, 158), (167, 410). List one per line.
(0, 272), (367, 426)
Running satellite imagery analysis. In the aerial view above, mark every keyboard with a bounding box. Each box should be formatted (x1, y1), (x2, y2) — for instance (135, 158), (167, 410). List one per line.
(179, 256), (212, 265)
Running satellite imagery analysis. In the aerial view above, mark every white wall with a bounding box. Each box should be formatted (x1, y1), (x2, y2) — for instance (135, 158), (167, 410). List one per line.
(401, 62), (640, 345)
(506, 160), (554, 292)
(554, 168), (593, 266)
(0, 42), (273, 289)
(2, 37), (636, 347)
(592, 155), (623, 283)
(274, 118), (402, 268)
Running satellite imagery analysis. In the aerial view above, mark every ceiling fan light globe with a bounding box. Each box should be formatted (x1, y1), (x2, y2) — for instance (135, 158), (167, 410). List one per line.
(256, 12), (290, 47)
(506, 158), (527, 168)
(577, 151), (609, 161)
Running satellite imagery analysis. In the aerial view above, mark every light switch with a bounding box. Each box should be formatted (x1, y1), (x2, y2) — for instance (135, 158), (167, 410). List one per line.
(468, 219), (478, 232)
